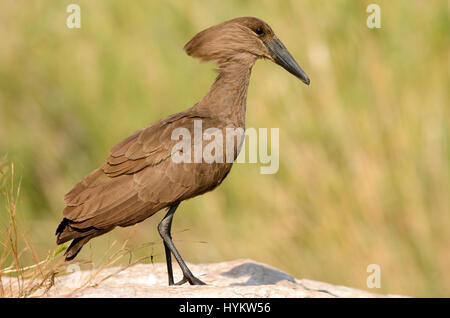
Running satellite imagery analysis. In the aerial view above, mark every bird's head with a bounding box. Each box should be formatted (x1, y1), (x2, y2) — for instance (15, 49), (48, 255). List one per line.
(184, 17), (310, 85)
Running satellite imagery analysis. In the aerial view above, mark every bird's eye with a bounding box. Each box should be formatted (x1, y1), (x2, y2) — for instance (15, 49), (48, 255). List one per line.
(255, 27), (264, 36)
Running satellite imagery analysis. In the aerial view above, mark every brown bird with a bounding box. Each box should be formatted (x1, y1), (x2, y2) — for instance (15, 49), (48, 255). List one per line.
(56, 17), (309, 285)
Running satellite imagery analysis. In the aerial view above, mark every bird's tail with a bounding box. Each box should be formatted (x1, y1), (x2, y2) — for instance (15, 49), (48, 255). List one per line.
(55, 218), (110, 261)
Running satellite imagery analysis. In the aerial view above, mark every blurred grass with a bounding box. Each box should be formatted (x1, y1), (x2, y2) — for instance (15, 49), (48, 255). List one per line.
(0, 0), (449, 297)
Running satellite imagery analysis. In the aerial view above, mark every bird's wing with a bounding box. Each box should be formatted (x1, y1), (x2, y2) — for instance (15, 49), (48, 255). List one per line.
(62, 111), (209, 230)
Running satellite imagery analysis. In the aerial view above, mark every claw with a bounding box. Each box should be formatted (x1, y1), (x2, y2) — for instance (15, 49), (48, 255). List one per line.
(189, 276), (206, 285)
(174, 275), (206, 286)
(174, 276), (188, 285)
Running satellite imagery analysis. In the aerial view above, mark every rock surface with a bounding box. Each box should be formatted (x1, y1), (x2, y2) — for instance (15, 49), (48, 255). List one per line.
(24, 259), (402, 297)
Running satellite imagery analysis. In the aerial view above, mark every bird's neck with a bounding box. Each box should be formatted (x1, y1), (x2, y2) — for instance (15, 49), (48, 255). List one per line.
(193, 56), (256, 128)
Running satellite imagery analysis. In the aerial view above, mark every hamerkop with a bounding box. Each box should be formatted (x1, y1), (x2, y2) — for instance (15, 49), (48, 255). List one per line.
(56, 17), (310, 285)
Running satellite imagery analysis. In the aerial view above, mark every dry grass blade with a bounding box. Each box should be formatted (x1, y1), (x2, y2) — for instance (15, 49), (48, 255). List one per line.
(0, 161), (159, 297)
(0, 162), (67, 297)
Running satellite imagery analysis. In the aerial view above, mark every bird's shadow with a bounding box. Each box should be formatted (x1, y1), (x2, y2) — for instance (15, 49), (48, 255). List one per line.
(220, 262), (295, 286)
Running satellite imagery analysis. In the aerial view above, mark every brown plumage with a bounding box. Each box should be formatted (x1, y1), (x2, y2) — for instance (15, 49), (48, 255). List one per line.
(56, 17), (309, 285)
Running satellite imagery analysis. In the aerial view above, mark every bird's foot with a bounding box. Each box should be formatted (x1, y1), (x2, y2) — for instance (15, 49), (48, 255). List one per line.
(174, 275), (206, 286)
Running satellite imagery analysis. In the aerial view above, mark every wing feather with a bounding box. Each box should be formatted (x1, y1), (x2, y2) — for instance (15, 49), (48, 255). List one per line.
(60, 111), (209, 233)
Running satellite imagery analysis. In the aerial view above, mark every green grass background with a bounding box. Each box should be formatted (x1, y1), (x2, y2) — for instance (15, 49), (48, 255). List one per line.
(0, 0), (449, 297)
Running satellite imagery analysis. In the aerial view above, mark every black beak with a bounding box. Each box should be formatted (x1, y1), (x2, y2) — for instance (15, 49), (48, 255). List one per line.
(266, 38), (310, 85)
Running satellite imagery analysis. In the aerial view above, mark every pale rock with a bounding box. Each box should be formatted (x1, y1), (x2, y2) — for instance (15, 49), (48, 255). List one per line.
(4, 259), (404, 298)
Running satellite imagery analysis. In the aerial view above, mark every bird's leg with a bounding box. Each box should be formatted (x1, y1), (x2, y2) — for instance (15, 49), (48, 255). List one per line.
(158, 203), (206, 286)
(161, 206), (175, 285)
